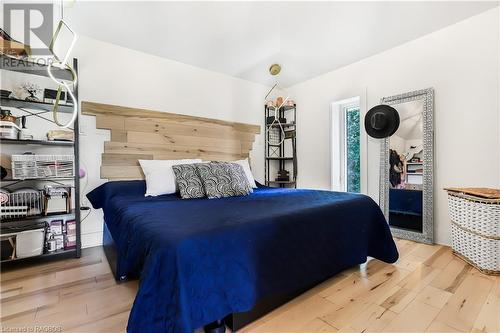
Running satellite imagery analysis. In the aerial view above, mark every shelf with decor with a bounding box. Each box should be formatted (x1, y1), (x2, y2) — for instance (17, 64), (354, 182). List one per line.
(0, 57), (81, 265)
(0, 97), (75, 114)
(264, 103), (297, 188)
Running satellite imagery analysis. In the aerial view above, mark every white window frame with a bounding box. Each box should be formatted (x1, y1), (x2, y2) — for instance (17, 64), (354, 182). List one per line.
(330, 94), (368, 193)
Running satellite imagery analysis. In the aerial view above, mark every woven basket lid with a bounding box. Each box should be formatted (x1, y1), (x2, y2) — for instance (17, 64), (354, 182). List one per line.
(445, 187), (500, 200)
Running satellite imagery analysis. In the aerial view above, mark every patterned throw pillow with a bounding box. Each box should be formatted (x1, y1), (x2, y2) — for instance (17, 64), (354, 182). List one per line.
(172, 164), (206, 199)
(196, 162), (252, 199)
(228, 162), (253, 193)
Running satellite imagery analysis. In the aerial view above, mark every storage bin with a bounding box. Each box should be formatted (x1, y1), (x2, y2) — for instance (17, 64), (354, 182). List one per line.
(446, 188), (500, 275)
(0, 221), (46, 260)
(15, 228), (45, 258)
(0, 120), (20, 139)
(11, 154), (74, 179)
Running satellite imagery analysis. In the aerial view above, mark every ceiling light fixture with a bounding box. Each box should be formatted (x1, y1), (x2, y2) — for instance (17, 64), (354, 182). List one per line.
(269, 63), (281, 76)
(265, 64), (289, 147)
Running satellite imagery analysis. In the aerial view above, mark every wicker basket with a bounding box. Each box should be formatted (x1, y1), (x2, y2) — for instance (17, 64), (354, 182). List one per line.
(446, 189), (500, 275)
(11, 155), (74, 180)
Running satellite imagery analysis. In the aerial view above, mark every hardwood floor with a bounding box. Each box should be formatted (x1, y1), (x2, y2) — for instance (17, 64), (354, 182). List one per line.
(1, 239), (498, 332)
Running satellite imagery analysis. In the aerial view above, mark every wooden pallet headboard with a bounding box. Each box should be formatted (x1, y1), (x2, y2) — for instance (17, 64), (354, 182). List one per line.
(81, 101), (261, 180)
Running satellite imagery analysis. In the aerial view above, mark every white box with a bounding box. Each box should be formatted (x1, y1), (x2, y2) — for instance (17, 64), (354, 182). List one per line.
(15, 228), (45, 258)
(0, 121), (20, 139)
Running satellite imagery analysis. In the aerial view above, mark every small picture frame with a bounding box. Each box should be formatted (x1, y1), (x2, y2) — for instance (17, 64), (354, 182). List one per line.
(43, 88), (66, 104)
(49, 219), (63, 235)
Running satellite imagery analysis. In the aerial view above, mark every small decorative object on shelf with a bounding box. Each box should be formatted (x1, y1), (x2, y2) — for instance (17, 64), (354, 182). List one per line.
(0, 120), (20, 139)
(18, 116), (34, 140)
(276, 169), (290, 182)
(1, 108), (17, 122)
(43, 185), (71, 215)
(284, 129), (295, 139)
(47, 129), (74, 142)
(20, 82), (41, 101)
(46, 219), (65, 252)
(44, 88), (65, 104)
(64, 219), (77, 249)
(445, 187), (500, 275)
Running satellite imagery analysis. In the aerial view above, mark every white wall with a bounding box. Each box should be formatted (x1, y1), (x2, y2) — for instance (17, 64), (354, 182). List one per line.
(289, 8), (500, 245)
(498, 8), (500, 186)
(70, 36), (267, 247)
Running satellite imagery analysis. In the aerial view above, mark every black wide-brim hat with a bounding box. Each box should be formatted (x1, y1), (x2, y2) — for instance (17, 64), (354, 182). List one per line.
(364, 105), (400, 139)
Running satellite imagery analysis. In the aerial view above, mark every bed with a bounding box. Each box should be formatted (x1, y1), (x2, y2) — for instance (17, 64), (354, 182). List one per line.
(82, 101), (399, 333)
(87, 180), (398, 333)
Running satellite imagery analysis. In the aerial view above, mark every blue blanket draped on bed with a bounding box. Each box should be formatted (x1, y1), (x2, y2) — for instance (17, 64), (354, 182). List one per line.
(87, 181), (398, 333)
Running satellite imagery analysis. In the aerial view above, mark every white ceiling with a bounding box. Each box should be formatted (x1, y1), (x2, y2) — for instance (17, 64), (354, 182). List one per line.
(66, 1), (498, 87)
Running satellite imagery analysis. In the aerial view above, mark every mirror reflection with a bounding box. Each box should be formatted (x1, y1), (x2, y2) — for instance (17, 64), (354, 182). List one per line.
(388, 100), (424, 233)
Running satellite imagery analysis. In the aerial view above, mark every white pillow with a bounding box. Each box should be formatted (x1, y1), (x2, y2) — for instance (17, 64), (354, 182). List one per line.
(233, 159), (257, 188)
(139, 159), (202, 196)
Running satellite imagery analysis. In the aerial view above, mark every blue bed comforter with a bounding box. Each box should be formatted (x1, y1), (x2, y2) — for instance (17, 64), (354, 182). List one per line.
(87, 181), (398, 333)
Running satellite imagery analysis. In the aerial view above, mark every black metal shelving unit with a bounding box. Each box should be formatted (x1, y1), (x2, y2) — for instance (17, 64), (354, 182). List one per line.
(264, 104), (297, 188)
(0, 56), (81, 264)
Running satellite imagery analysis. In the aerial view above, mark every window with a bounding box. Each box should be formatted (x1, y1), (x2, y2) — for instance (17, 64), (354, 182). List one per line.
(344, 106), (361, 193)
(331, 97), (365, 193)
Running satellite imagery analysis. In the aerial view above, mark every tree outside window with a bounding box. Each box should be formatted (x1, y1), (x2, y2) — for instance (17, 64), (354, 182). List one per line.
(345, 107), (360, 193)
